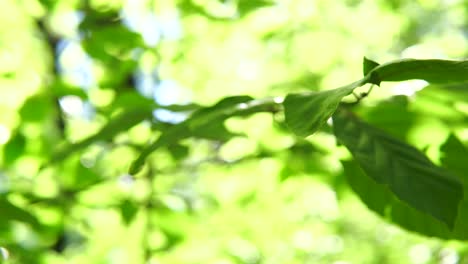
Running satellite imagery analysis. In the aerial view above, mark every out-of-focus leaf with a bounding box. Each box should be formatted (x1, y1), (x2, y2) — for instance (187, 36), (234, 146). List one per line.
(19, 95), (51, 122)
(0, 196), (40, 228)
(334, 109), (463, 228)
(369, 59), (468, 84)
(279, 141), (331, 181)
(413, 84), (468, 125)
(283, 79), (367, 137)
(72, 163), (102, 191)
(80, 12), (144, 65)
(50, 80), (87, 99)
(129, 96), (280, 174)
(37, 0), (58, 9)
(363, 57), (380, 76)
(52, 109), (152, 163)
(3, 132), (26, 165)
(79, 10), (121, 30)
(237, 0), (275, 16)
(178, 0), (228, 20)
(119, 199), (139, 225)
(105, 92), (157, 113)
(356, 95), (416, 140)
(162, 103), (201, 112)
(167, 143), (190, 161)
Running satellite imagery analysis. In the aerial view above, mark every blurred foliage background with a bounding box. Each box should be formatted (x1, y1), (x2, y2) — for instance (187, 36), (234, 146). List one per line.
(1, 0), (468, 263)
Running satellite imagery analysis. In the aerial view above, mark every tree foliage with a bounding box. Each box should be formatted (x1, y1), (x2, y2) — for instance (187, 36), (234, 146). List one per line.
(2, 0), (468, 263)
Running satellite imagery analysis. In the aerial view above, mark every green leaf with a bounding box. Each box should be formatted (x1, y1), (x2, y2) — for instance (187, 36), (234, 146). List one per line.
(333, 109), (463, 228)
(0, 196), (40, 228)
(129, 96), (280, 174)
(283, 79), (367, 137)
(119, 199), (139, 225)
(440, 134), (468, 184)
(440, 135), (468, 237)
(341, 160), (452, 238)
(52, 109), (152, 163)
(128, 124), (190, 175)
(356, 95), (416, 140)
(369, 58), (468, 84)
(237, 0), (275, 16)
(19, 95), (52, 122)
(3, 132), (26, 165)
(363, 57), (380, 76)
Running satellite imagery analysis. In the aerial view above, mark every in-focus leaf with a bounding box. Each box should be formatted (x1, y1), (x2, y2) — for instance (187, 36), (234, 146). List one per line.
(440, 134), (468, 184)
(333, 109), (463, 228)
(342, 160), (452, 238)
(369, 59), (468, 84)
(283, 79), (367, 137)
(363, 57), (380, 76)
(440, 135), (468, 237)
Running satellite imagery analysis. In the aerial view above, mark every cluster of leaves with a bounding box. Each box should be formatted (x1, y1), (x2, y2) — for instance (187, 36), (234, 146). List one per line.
(3, 0), (468, 263)
(50, 55), (468, 239)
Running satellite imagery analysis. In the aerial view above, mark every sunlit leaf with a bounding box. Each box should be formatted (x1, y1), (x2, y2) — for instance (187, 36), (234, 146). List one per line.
(333, 109), (463, 228)
(283, 79), (367, 137)
(369, 59), (468, 84)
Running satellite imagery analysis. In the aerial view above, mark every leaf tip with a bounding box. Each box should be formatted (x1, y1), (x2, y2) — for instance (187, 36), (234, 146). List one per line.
(128, 161), (143, 175)
(363, 56), (380, 77)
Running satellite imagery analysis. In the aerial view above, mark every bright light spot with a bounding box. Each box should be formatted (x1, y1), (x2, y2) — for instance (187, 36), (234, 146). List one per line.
(153, 109), (187, 124)
(227, 237), (260, 263)
(408, 244), (431, 264)
(107, 247), (129, 264)
(159, 12), (183, 41)
(321, 235), (343, 253)
(118, 174), (134, 190)
(327, 117), (333, 126)
(80, 156), (95, 168)
(0, 125), (11, 144)
(273, 97), (284, 103)
(57, 40), (95, 89)
(161, 195), (186, 212)
(236, 60), (259, 81)
(391, 80), (428, 96)
(154, 80), (189, 105)
(0, 247), (9, 260)
(238, 103), (248, 109)
(0, 173), (9, 193)
(439, 248), (459, 264)
(59, 95), (85, 117)
(292, 230), (314, 250)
